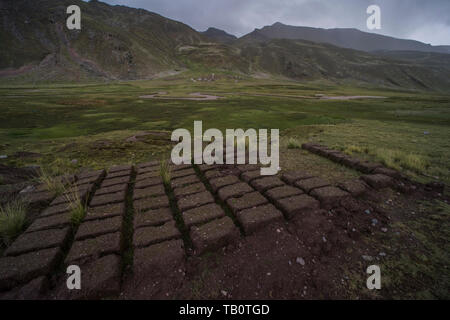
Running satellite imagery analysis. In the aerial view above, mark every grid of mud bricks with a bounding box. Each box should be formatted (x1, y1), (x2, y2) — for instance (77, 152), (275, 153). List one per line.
(301, 142), (399, 190)
(0, 165), (132, 299)
(1, 157), (392, 299)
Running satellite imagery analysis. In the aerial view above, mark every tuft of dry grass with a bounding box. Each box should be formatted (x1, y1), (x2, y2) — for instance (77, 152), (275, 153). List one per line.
(286, 137), (302, 149)
(63, 187), (86, 226)
(0, 199), (28, 246)
(39, 168), (65, 196)
(160, 159), (171, 186)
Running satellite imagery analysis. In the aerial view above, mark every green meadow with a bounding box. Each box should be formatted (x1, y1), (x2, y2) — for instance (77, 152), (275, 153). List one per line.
(0, 78), (449, 184)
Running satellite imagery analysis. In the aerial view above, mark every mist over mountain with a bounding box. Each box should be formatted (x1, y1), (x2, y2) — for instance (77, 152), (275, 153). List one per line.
(1, 0), (449, 91)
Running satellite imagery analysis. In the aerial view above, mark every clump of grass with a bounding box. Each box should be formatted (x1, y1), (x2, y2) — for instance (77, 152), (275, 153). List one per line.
(160, 159), (171, 186)
(39, 167), (65, 196)
(63, 188), (86, 226)
(344, 144), (369, 154)
(0, 199), (28, 246)
(286, 137), (302, 149)
(373, 148), (430, 174)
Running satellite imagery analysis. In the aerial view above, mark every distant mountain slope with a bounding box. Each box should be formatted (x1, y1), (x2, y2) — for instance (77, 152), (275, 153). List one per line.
(237, 39), (450, 90)
(240, 22), (449, 54)
(201, 27), (237, 44)
(0, 0), (206, 81)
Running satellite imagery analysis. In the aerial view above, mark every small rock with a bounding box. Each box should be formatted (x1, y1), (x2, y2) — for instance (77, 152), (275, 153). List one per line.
(362, 255), (373, 261)
(266, 272), (271, 276)
(379, 252), (386, 257)
(221, 290), (228, 297)
(371, 218), (378, 226)
(19, 185), (35, 194)
(296, 257), (305, 266)
(0, 155), (7, 159)
(364, 209), (371, 214)
(70, 159), (78, 164)
(381, 228), (388, 233)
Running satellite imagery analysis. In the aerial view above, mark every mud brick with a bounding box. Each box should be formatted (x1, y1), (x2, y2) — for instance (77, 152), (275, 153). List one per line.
(241, 170), (263, 183)
(106, 169), (131, 179)
(340, 157), (360, 168)
(171, 168), (196, 179)
(95, 184), (128, 196)
(133, 240), (184, 275)
(170, 164), (193, 171)
(226, 191), (268, 213)
(209, 175), (240, 193)
(275, 194), (320, 219)
(26, 212), (72, 233)
(171, 175), (200, 189)
(338, 180), (368, 197)
(70, 255), (121, 299)
(133, 221), (181, 248)
(250, 177), (284, 192)
(361, 174), (393, 189)
(21, 191), (55, 207)
(182, 203), (226, 229)
(85, 203), (125, 221)
(204, 169), (225, 180)
(173, 182), (206, 200)
(327, 152), (347, 163)
(237, 204), (284, 235)
(75, 174), (102, 187)
(135, 177), (163, 189)
(136, 170), (160, 181)
(90, 191), (126, 207)
(295, 177), (330, 193)
(137, 165), (159, 175)
(310, 186), (351, 207)
(190, 217), (239, 255)
(5, 227), (70, 257)
(137, 161), (159, 169)
(62, 184), (92, 202)
(218, 183), (254, 201)
(198, 164), (221, 172)
(134, 195), (170, 212)
(265, 185), (303, 201)
(236, 164), (260, 173)
(65, 232), (121, 266)
(134, 208), (173, 229)
(0, 276), (48, 300)
(301, 142), (321, 151)
(0, 248), (61, 291)
(178, 191), (215, 211)
(355, 161), (383, 174)
(33, 183), (50, 193)
(49, 194), (70, 206)
(374, 167), (401, 179)
(315, 147), (332, 157)
(40, 203), (71, 218)
(101, 176), (130, 188)
(109, 164), (133, 173)
(75, 216), (123, 241)
(281, 171), (315, 185)
(77, 169), (105, 180)
(133, 185), (166, 200)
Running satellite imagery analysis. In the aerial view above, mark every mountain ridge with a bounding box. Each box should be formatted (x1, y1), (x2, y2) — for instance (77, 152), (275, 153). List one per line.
(1, 0), (449, 91)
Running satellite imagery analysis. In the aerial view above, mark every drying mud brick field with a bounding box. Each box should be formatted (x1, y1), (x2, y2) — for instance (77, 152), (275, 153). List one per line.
(1, 142), (447, 300)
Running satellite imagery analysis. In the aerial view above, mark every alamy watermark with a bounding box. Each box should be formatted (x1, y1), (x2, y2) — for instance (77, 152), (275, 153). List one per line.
(367, 5), (381, 30)
(171, 121), (280, 175)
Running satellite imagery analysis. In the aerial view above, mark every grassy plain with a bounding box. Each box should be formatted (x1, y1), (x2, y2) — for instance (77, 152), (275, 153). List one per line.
(0, 77), (449, 184)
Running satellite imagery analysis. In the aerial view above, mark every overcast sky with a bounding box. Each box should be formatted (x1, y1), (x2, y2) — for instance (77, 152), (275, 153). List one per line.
(98, 0), (450, 45)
